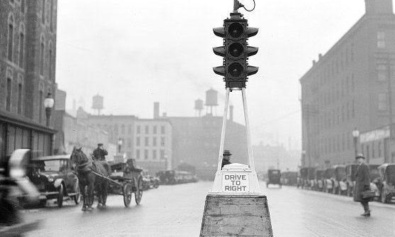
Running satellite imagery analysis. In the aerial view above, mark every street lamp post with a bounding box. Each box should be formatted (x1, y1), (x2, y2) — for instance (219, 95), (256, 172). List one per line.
(44, 93), (54, 127)
(352, 128), (360, 158)
(117, 138), (123, 154)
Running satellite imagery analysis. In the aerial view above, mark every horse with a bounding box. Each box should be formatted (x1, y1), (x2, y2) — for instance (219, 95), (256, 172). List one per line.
(70, 147), (110, 211)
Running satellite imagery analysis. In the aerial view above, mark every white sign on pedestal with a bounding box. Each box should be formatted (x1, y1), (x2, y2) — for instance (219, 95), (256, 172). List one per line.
(222, 173), (249, 192)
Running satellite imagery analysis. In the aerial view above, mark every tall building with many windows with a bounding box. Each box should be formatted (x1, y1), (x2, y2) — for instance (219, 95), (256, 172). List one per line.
(0, 0), (58, 160)
(300, 0), (395, 167)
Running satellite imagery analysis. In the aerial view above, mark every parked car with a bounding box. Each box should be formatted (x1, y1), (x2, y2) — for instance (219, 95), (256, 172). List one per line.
(345, 164), (358, 197)
(376, 164), (395, 203)
(27, 155), (80, 207)
(267, 169), (281, 188)
(333, 165), (347, 195)
(313, 169), (325, 192)
(368, 164), (380, 199)
(281, 171), (298, 186)
(297, 167), (308, 189)
(323, 167), (335, 193)
(307, 167), (316, 189)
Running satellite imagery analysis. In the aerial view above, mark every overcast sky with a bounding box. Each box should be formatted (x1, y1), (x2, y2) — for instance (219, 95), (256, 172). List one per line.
(56, 0), (385, 148)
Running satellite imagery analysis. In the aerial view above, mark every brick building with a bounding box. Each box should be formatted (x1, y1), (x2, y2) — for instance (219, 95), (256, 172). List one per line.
(300, 0), (395, 167)
(0, 0), (58, 160)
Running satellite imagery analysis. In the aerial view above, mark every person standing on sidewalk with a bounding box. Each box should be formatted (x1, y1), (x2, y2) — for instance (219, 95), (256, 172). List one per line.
(353, 154), (371, 217)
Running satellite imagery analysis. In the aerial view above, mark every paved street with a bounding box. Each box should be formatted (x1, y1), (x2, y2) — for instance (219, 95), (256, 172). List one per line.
(22, 181), (395, 237)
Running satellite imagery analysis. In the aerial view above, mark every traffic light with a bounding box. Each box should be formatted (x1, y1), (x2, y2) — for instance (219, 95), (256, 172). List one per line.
(213, 12), (258, 89)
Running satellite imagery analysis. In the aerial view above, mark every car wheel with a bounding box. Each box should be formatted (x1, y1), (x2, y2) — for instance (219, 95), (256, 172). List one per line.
(57, 185), (64, 208)
(381, 190), (388, 204)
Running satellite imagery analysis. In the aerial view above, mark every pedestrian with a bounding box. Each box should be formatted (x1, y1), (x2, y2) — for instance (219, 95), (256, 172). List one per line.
(221, 150), (232, 169)
(353, 153), (371, 217)
(93, 143), (108, 161)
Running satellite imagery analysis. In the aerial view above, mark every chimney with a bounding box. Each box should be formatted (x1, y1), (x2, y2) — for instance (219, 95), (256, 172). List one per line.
(154, 102), (160, 119)
(229, 105), (234, 122)
(365, 0), (393, 15)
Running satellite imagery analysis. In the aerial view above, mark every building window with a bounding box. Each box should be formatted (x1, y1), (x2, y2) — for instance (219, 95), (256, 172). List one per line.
(121, 124), (125, 134)
(17, 84), (22, 114)
(48, 46), (52, 79)
(152, 150), (157, 160)
(160, 150), (165, 159)
(128, 125), (132, 134)
(161, 126), (165, 134)
(21, 0), (25, 12)
(136, 150), (140, 159)
(145, 137), (149, 146)
(153, 126), (157, 134)
(144, 150), (148, 160)
(136, 137), (140, 146)
(145, 125), (149, 134)
(153, 137), (157, 146)
(127, 139), (131, 148)
(42, 0), (46, 24)
(8, 17), (14, 62)
(377, 64), (387, 81)
(377, 31), (385, 49)
(50, 0), (54, 31)
(137, 125), (140, 134)
(6, 79), (12, 111)
(161, 137), (165, 146)
(378, 93), (388, 111)
(378, 141), (382, 157)
(40, 40), (45, 76)
(19, 30), (25, 68)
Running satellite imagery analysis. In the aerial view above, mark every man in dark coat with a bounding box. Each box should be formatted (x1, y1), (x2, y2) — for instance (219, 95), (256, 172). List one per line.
(221, 150), (232, 169)
(93, 143), (108, 161)
(353, 153), (371, 217)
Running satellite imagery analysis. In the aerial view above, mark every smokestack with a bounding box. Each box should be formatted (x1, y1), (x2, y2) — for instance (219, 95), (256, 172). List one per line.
(154, 102), (160, 119)
(229, 105), (234, 122)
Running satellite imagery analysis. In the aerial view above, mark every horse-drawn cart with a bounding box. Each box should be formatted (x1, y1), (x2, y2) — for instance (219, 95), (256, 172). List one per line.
(92, 167), (143, 207)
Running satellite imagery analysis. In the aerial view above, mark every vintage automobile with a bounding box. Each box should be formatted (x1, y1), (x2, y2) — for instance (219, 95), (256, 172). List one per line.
(333, 165), (347, 195)
(280, 171), (298, 186)
(368, 164), (380, 199)
(27, 155), (80, 207)
(307, 167), (316, 189)
(266, 169), (281, 188)
(376, 164), (395, 203)
(323, 167), (335, 193)
(313, 169), (325, 192)
(297, 167), (308, 189)
(345, 164), (358, 197)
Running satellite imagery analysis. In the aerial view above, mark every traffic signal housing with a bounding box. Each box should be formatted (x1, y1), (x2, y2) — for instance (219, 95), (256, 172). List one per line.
(213, 13), (258, 89)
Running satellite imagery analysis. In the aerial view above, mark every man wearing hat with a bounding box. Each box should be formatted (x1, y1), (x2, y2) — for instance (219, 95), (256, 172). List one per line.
(353, 153), (371, 217)
(93, 143), (108, 161)
(221, 150), (232, 169)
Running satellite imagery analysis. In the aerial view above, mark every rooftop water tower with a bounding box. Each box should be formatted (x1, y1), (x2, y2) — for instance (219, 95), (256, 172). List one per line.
(92, 94), (104, 115)
(194, 99), (204, 117)
(205, 88), (218, 115)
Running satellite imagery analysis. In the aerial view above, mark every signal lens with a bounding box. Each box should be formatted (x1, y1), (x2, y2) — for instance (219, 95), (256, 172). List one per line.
(228, 23), (243, 38)
(229, 43), (244, 57)
(228, 63), (243, 77)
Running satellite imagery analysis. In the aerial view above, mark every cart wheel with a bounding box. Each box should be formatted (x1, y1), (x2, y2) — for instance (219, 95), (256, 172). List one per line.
(123, 183), (133, 207)
(135, 177), (143, 205)
(73, 181), (81, 205)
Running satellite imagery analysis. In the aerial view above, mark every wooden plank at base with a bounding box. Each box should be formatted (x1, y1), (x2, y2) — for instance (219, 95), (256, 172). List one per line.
(200, 194), (273, 237)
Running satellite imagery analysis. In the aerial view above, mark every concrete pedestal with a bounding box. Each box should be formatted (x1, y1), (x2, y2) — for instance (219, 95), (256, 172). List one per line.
(200, 194), (273, 237)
